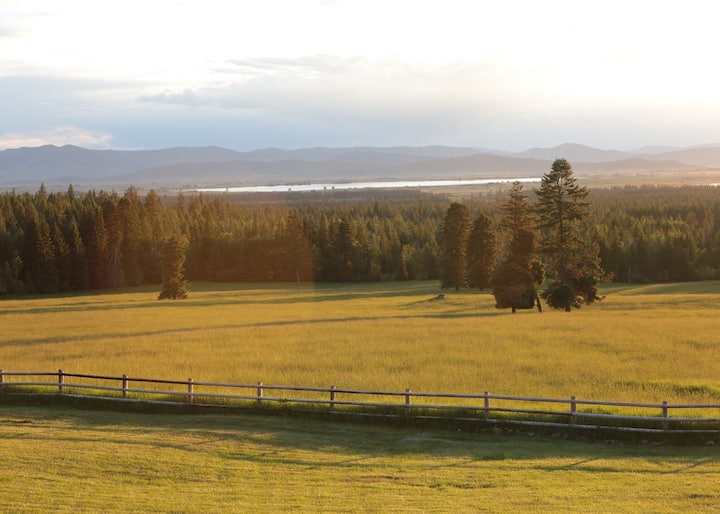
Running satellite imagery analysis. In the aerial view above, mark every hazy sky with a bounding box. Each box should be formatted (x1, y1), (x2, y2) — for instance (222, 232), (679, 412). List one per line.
(2, 0), (720, 152)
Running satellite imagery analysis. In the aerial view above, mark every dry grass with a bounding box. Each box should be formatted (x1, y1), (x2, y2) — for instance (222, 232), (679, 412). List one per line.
(2, 284), (720, 512)
(1, 281), (719, 407)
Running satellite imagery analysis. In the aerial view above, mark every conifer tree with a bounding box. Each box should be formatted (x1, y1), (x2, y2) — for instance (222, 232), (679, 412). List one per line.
(118, 187), (143, 286)
(33, 216), (59, 293)
(65, 217), (88, 291)
(85, 207), (110, 290)
(158, 235), (188, 300)
(535, 159), (603, 311)
(441, 202), (471, 290)
(51, 220), (71, 291)
(466, 212), (497, 289)
(142, 190), (165, 284)
(284, 211), (313, 282)
(492, 182), (543, 312)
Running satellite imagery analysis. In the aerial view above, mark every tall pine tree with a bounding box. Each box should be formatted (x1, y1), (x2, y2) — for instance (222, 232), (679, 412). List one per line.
(492, 182), (543, 312)
(441, 202), (471, 290)
(535, 159), (603, 311)
(466, 212), (497, 289)
(158, 235), (188, 300)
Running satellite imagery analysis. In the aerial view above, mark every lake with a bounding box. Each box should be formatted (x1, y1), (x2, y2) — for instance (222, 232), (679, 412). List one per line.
(194, 177), (541, 193)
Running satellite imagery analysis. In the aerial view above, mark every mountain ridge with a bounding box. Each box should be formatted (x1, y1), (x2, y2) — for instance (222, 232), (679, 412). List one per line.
(1, 143), (718, 188)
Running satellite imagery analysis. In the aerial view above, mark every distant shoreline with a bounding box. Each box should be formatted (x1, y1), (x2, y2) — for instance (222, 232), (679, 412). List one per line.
(194, 177), (541, 193)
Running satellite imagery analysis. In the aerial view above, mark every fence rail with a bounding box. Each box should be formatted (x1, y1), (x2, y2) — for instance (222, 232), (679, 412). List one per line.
(1, 370), (720, 434)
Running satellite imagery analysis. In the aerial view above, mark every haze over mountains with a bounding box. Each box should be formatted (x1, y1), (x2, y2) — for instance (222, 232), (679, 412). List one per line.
(1, 142), (719, 190)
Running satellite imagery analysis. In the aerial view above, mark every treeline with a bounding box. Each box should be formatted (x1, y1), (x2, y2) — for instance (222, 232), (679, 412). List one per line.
(0, 184), (719, 295)
(590, 186), (720, 282)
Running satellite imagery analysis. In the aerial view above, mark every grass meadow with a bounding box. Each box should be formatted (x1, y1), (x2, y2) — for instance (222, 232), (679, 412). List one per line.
(1, 406), (719, 513)
(1, 280), (719, 405)
(1, 281), (720, 512)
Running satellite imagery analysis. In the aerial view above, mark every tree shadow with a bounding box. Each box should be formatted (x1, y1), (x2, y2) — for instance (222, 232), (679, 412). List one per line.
(2, 404), (719, 475)
(0, 281), (448, 315)
(0, 310), (504, 348)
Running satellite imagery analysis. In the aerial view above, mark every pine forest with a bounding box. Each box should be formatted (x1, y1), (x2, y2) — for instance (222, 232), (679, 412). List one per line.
(0, 182), (719, 296)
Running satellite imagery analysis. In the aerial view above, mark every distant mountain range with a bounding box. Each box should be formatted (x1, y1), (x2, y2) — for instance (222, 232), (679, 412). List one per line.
(1, 142), (719, 189)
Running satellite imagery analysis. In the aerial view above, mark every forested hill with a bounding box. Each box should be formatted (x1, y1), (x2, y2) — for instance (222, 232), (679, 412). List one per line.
(0, 184), (718, 295)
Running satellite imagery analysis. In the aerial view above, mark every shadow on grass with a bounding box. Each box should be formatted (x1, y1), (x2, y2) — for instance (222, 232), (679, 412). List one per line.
(2, 280), (718, 317)
(0, 281), (449, 316)
(601, 281), (720, 296)
(0, 309), (503, 348)
(2, 398), (719, 473)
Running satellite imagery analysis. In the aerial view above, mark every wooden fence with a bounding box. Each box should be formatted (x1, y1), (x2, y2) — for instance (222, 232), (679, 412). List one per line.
(1, 370), (720, 434)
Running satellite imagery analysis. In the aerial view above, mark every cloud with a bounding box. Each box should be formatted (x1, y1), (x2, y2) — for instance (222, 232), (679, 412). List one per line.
(132, 54), (638, 149)
(0, 25), (18, 37)
(222, 55), (360, 78)
(135, 56), (516, 118)
(137, 88), (203, 107)
(0, 126), (113, 150)
(137, 54), (368, 109)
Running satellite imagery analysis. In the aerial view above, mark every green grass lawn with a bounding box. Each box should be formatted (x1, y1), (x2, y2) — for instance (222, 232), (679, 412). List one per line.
(1, 405), (718, 513)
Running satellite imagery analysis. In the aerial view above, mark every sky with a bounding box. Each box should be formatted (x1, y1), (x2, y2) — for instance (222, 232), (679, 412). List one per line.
(2, 0), (720, 152)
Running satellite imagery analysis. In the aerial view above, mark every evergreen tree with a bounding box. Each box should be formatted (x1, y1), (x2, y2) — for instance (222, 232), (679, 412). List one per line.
(118, 188), (143, 286)
(535, 159), (603, 311)
(65, 217), (88, 291)
(286, 211), (314, 282)
(84, 206), (110, 290)
(102, 196), (125, 289)
(51, 220), (71, 291)
(441, 202), (471, 290)
(142, 190), (165, 284)
(312, 213), (331, 280)
(331, 219), (355, 281)
(0, 194), (23, 294)
(158, 235), (188, 300)
(33, 216), (59, 293)
(466, 212), (497, 289)
(417, 240), (440, 280)
(492, 182), (543, 312)
(351, 221), (374, 281)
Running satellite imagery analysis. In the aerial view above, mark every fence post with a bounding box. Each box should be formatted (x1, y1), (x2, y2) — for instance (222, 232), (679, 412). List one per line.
(662, 400), (669, 431)
(570, 396), (577, 425)
(0, 369), (4, 386)
(330, 385), (336, 411)
(484, 391), (490, 420)
(122, 374), (128, 399)
(405, 388), (412, 413)
(58, 369), (64, 394)
(187, 378), (194, 404)
(256, 381), (263, 407)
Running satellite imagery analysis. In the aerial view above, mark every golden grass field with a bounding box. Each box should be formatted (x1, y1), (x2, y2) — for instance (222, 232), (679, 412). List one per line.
(1, 406), (719, 513)
(0, 406), (720, 514)
(1, 281), (720, 513)
(1, 280), (718, 406)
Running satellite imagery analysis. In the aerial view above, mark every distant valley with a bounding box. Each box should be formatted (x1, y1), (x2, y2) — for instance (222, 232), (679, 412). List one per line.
(1, 142), (720, 190)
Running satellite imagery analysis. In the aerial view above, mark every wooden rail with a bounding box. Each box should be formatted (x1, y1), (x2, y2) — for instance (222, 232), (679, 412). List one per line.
(1, 370), (719, 434)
